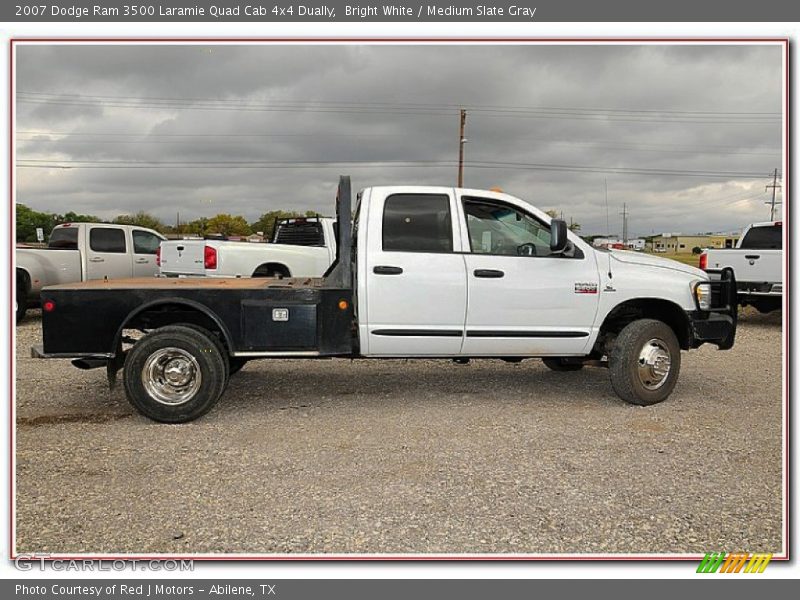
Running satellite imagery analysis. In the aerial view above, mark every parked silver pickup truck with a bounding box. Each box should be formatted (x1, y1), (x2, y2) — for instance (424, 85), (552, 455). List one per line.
(700, 221), (782, 313)
(16, 222), (165, 323)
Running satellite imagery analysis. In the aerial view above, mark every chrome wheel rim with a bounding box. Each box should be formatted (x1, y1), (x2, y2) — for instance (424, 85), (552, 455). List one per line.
(637, 338), (672, 390)
(142, 347), (202, 405)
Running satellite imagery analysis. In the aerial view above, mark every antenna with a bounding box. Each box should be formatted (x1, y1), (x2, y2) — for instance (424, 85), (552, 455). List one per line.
(604, 178), (613, 279)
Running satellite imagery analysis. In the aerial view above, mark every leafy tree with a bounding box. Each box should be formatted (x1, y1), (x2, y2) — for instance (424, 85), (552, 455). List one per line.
(250, 210), (317, 239)
(205, 214), (252, 237)
(112, 211), (166, 233)
(16, 204), (57, 243)
(56, 211), (101, 224)
(185, 217), (210, 237)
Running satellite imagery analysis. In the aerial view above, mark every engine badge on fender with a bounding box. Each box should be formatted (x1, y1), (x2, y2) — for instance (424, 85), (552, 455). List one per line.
(574, 282), (598, 294)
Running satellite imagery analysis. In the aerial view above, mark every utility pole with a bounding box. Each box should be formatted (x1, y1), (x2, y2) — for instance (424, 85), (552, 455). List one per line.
(765, 168), (782, 220)
(620, 203), (629, 244)
(457, 109), (467, 187)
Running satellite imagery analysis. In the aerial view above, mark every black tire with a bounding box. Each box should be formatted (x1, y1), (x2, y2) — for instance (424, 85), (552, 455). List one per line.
(609, 319), (681, 406)
(252, 264), (290, 279)
(123, 325), (228, 423)
(542, 357), (584, 371)
(229, 357), (249, 375)
(173, 323), (230, 382)
(15, 284), (27, 324)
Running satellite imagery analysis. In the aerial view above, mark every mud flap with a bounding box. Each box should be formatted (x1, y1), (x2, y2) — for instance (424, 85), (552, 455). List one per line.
(106, 348), (128, 390)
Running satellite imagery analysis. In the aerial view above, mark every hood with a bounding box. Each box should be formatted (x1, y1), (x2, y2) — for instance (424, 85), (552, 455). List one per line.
(609, 250), (707, 278)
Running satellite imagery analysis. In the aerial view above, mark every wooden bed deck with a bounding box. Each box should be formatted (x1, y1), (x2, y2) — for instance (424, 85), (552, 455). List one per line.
(47, 277), (325, 291)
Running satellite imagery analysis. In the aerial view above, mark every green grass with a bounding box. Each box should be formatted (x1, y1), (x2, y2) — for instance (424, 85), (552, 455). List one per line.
(643, 252), (702, 267)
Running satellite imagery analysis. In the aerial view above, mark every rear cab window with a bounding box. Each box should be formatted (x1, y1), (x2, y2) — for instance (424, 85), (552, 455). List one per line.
(48, 227), (78, 249)
(90, 227), (126, 253)
(382, 193), (453, 253)
(740, 224), (782, 250)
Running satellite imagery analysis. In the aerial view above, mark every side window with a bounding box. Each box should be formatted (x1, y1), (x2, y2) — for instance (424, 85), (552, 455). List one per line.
(382, 194), (453, 253)
(89, 227), (126, 253)
(463, 197), (552, 257)
(132, 230), (162, 255)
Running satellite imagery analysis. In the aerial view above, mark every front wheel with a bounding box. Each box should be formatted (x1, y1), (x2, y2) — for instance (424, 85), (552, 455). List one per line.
(609, 319), (681, 406)
(123, 325), (228, 423)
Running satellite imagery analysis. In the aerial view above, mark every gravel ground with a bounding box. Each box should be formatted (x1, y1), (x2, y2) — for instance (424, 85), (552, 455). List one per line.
(14, 309), (783, 556)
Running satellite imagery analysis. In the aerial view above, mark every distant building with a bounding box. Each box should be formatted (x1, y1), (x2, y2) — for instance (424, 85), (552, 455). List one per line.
(592, 237), (645, 251)
(650, 232), (739, 254)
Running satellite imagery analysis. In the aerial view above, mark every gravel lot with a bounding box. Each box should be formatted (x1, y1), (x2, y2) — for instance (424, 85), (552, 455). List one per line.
(15, 309), (783, 556)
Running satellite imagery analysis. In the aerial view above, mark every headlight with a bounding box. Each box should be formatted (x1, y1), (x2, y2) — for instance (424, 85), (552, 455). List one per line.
(694, 282), (712, 310)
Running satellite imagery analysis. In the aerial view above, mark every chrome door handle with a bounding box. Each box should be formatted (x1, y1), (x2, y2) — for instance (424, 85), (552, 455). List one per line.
(135, 258), (149, 263)
(88, 257), (104, 263)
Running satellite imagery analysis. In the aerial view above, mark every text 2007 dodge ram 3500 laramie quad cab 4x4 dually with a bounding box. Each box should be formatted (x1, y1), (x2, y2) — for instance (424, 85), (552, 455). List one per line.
(33, 177), (737, 423)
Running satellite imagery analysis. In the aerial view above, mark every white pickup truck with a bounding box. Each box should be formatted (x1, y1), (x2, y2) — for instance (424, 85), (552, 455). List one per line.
(16, 222), (165, 323)
(701, 221), (782, 313)
(158, 217), (337, 279)
(34, 177), (737, 423)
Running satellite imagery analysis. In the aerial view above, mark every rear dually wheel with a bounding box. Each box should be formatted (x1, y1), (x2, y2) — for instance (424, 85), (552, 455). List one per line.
(123, 325), (228, 423)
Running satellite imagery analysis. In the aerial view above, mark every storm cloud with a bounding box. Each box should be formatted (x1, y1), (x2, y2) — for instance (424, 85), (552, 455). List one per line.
(15, 43), (783, 236)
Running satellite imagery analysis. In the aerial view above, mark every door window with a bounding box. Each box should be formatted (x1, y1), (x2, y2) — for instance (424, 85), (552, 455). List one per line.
(89, 228), (126, 253)
(382, 194), (453, 253)
(463, 198), (552, 257)
(132, 230), (162, 255)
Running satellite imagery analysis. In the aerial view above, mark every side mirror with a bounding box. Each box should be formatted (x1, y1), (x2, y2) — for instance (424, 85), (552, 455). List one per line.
(550, 218), (569, 253)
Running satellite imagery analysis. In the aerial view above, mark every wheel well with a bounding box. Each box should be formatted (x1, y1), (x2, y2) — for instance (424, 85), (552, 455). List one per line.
(117, 301), (232, 353)
(598, 298), (692, 351)
(252, 262), (290, 278)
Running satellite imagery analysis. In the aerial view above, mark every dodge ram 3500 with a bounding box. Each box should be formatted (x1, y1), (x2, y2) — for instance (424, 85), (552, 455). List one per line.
(33, 177), (737, 423)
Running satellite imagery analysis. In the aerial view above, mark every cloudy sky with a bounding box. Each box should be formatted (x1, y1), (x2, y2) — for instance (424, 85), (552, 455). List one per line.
(15, 43), (783, 236)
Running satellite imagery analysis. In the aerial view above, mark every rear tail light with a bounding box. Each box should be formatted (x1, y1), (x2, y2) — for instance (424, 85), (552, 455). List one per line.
(204, 245), (217, 270)
(155, 247), (161, 267)
(43, 300), (56, 312)
(699, 253), (708, 270)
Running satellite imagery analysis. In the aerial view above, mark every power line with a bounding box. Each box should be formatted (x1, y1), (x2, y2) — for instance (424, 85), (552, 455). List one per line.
(15, 131), (782, 157)
(16, 90), (782, 116)
(15, 93), (781, 124)
(13, 158), (776, 179)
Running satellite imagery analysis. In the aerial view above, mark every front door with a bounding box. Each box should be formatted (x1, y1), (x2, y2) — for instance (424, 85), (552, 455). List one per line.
(131, 229), (163, 277)
(363, 189), (467, 356)
(85, 226), (132, 280)
(458, 195), (600, 356)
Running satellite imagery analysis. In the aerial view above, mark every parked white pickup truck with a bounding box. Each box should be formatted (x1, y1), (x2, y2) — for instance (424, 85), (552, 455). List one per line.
(16, 222), (165, 323)
(701, 221), (782, 313)
(158, 217), (337, 278)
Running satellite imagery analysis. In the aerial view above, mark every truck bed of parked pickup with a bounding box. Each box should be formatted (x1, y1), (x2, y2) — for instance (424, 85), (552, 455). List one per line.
(34, 176), (737, 423)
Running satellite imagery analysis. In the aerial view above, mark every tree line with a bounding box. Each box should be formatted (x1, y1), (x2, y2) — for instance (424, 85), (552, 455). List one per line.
(17, 204), (581, 244)
(15, 204), (320, 243)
